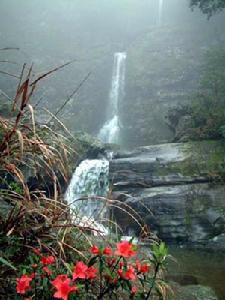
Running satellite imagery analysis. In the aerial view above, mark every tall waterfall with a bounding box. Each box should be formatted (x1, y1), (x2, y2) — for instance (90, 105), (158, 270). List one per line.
(98, 52), (127, 144)
(158, 0), (163, 25)
(65, 159), (109, 234)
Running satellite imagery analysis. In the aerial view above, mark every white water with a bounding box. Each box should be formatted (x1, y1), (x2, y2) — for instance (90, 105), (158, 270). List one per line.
(158, 0), (163, 26)
(65, 159), (109, 234)
(98, 52), (126, 144)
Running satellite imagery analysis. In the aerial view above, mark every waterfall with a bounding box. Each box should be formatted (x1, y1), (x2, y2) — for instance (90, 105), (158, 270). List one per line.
(98, 52), (127, 144)
(158, 0), (163, 26)
(65, 52), (126, 235)
(65, 159), (109, 235)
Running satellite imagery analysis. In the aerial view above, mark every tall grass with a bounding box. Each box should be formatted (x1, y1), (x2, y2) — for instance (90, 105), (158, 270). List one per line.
(0, 62), (161, 299)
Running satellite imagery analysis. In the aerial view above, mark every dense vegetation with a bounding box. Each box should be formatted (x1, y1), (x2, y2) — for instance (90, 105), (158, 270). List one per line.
(0, 63), (170, 299)
(190, 0), (225, 17)
(167, 45), (225, 142)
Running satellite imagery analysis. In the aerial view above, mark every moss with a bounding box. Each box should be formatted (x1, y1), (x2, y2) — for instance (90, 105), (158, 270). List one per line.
(154, 141), (225, 180)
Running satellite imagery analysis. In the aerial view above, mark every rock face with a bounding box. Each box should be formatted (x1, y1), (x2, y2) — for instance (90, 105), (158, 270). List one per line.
(109, 141), (225, 248)
(171, 283), (218, 300)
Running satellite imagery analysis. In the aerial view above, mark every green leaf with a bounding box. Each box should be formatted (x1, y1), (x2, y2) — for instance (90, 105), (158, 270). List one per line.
(99, 258), (104, 273)
(88, 256), (98, 267)
(0, 256), (17, 270)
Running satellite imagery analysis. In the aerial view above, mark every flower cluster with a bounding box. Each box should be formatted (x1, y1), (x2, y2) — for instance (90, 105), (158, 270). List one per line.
(16, 241), (169, 300)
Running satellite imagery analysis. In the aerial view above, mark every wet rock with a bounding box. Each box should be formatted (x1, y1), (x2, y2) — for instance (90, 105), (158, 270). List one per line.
(167, 274), (199, 286)
(110, 142), (225, 249)
(207, 233), (225, 251)
(171, 283), (218, 300)
(112, 184), (225, 245)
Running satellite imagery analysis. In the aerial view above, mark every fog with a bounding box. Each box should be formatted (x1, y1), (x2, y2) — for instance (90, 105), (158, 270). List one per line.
(2, 2), (225, 299)
(0, 0), (225, 147)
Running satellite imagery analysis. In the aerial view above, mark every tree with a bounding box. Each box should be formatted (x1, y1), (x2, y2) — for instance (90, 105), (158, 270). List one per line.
(190, 0), (225, 17)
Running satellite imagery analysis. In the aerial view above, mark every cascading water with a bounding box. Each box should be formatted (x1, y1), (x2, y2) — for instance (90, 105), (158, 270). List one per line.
(158, 0), (163, 26)
(98, 52), (127, 144)
(65, 52), (126, 235)
(65, 159), (109, 235)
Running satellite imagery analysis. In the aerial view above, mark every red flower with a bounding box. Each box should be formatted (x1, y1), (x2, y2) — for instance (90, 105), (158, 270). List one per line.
(43, 266), (52, 276)
(41, 255), (55, 265)
(103, 247), (112, 255)
(52, 275), (78, 300)
(32, 248), (41, 256)
(31, 263), (38, 269)
(85, 266), (97, 279)
(131, 286), (137, 295)
(90, 245), (100, 255)
(135, 260), (141, 271)
(115, 241), (136, 258)
(73, 261), (88, 279)
(135, 260), (150, 273)
(140, 264), (150, 273)
(16, 274), (33, 294)
(73, 261), (97, 280)
(117, 269), (124, 278)
(124, 266), (136, 281)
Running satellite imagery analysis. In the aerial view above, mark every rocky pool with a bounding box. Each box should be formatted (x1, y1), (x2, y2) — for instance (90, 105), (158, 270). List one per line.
(167, 247), (225, 300)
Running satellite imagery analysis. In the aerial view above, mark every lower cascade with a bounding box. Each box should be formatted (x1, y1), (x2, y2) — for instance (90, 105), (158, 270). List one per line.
(65, 158), (109, 235)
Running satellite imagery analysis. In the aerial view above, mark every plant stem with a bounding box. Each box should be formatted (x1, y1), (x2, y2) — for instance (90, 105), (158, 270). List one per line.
(144, 262), (160, 300)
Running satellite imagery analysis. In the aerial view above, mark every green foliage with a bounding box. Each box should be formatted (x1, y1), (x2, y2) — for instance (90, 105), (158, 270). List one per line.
(8, 182), (23, 195)
(0, 256), (17, 271)
(13, 242), (171, 300)
(168, 45), (225, 141)
(190, 0), (225, 17)
(151, 242), (168, 266)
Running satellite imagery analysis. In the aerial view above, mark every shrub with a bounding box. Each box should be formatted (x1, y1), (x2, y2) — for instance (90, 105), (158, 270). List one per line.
(14, 241), (171, 300)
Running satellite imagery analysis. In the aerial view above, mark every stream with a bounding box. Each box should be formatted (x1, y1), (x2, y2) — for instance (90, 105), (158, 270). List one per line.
(168, 247), (225, 300)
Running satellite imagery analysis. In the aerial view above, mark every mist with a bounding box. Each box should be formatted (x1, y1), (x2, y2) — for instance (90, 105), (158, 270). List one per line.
(1, 2), (225, 298)
(0, 0), (224, 147)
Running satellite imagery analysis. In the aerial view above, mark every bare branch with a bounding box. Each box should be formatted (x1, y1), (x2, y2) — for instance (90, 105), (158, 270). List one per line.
(0, 70), (20, 79)
(49, 71), (91, 123)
